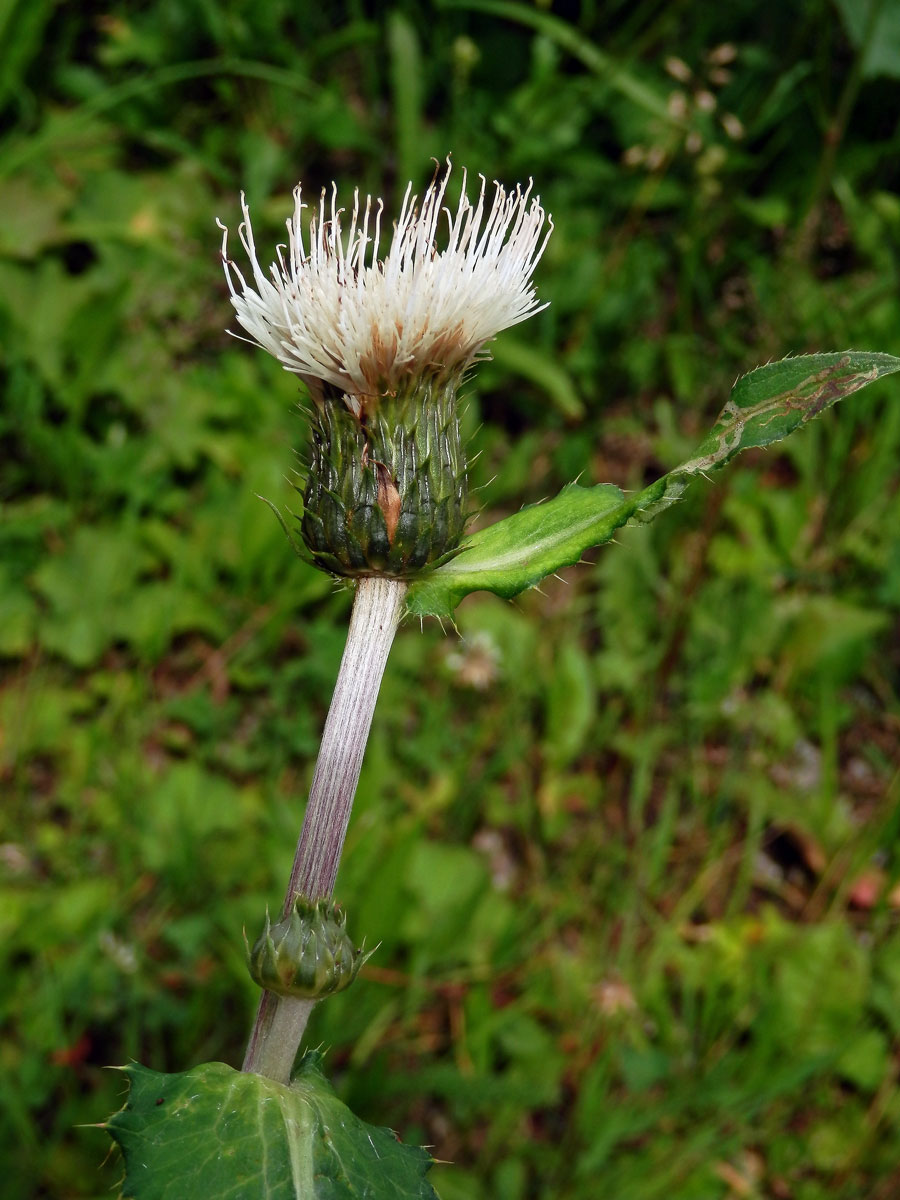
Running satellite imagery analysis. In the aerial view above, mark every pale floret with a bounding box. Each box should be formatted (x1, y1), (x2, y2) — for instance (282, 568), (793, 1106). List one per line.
(218, 165), (552, 407)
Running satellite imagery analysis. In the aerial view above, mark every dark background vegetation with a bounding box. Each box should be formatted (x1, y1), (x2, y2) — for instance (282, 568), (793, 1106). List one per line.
(3, 1), (900, 1196)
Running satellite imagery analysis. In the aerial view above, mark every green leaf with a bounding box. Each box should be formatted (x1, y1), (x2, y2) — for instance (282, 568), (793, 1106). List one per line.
(490, 337), (584, 419)
(437, 0), (674, 123)
(407, 482), (627, 619)
(32, 525), (148, 666)
(407, 351), (900, 618)
(0, 568), (37, 657)
(387, 12), (425, 190)
(105, 1054), (437, 1200)
(833, 0), (900, 80)
(0, 175), (68, 259)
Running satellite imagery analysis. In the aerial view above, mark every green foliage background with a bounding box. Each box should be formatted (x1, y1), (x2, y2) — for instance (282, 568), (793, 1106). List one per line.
(2, 1), (900, 1196)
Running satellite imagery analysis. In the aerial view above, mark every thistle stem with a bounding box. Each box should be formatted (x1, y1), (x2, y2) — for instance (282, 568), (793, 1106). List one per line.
(242, 575), (408, 1082)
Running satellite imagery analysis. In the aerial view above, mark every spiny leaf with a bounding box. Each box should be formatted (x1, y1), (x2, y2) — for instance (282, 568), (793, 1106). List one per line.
(673, 351), (898, 474)
(105, 1054), (437, 1200)
(406, 351), (900, 618)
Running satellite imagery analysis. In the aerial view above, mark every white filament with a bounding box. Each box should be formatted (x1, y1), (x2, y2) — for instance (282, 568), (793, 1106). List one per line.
(218, 162), (552, 402)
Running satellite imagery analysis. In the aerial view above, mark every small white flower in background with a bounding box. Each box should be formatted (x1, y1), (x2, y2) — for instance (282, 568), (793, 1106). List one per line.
(218, 162), (552, 412)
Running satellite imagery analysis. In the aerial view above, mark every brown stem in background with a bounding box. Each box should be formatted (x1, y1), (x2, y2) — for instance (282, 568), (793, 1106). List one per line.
(792, 0), (885, 261)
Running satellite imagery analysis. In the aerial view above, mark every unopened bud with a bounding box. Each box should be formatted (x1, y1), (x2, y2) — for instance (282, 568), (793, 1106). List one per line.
(247, 897), (372, 1000)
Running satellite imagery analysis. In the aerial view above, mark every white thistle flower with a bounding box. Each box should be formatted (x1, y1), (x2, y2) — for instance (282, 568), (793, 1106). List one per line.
(218, 163), (552, 410)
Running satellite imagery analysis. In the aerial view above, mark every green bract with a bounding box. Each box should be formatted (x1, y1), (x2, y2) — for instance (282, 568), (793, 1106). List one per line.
(248, 897), (370, 1000)
(300, 379), (468, 578)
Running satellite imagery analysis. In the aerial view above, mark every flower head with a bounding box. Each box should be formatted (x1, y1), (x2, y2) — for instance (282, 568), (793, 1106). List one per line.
(218, 162), (552, 411)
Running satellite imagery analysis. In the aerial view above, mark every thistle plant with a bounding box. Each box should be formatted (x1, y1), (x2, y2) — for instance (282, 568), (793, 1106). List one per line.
(217, 164), (552, 1086)
(104, 163), (900, 1198)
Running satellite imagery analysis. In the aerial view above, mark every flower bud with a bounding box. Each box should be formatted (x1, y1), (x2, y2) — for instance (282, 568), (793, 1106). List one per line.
(247, 898), (370, 1000)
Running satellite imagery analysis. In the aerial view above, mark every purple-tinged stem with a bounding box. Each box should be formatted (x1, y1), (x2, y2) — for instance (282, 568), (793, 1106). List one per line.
(242, 575), (407, 1082)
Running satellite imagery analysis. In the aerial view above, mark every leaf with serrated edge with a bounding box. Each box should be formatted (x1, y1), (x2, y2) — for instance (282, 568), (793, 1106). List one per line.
(406, 351), (900, 619)
(105, 1054), (437, 1200)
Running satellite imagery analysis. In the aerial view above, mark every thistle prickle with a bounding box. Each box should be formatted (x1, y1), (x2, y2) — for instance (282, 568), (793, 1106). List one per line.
(248, 898), (370, 1000)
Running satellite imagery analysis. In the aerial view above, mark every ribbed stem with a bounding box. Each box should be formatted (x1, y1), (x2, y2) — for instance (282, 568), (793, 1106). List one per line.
(242, 575), (407, 1082)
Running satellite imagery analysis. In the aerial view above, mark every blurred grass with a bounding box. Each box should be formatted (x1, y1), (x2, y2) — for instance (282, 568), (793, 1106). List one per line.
(1, 1), (900, 1197)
